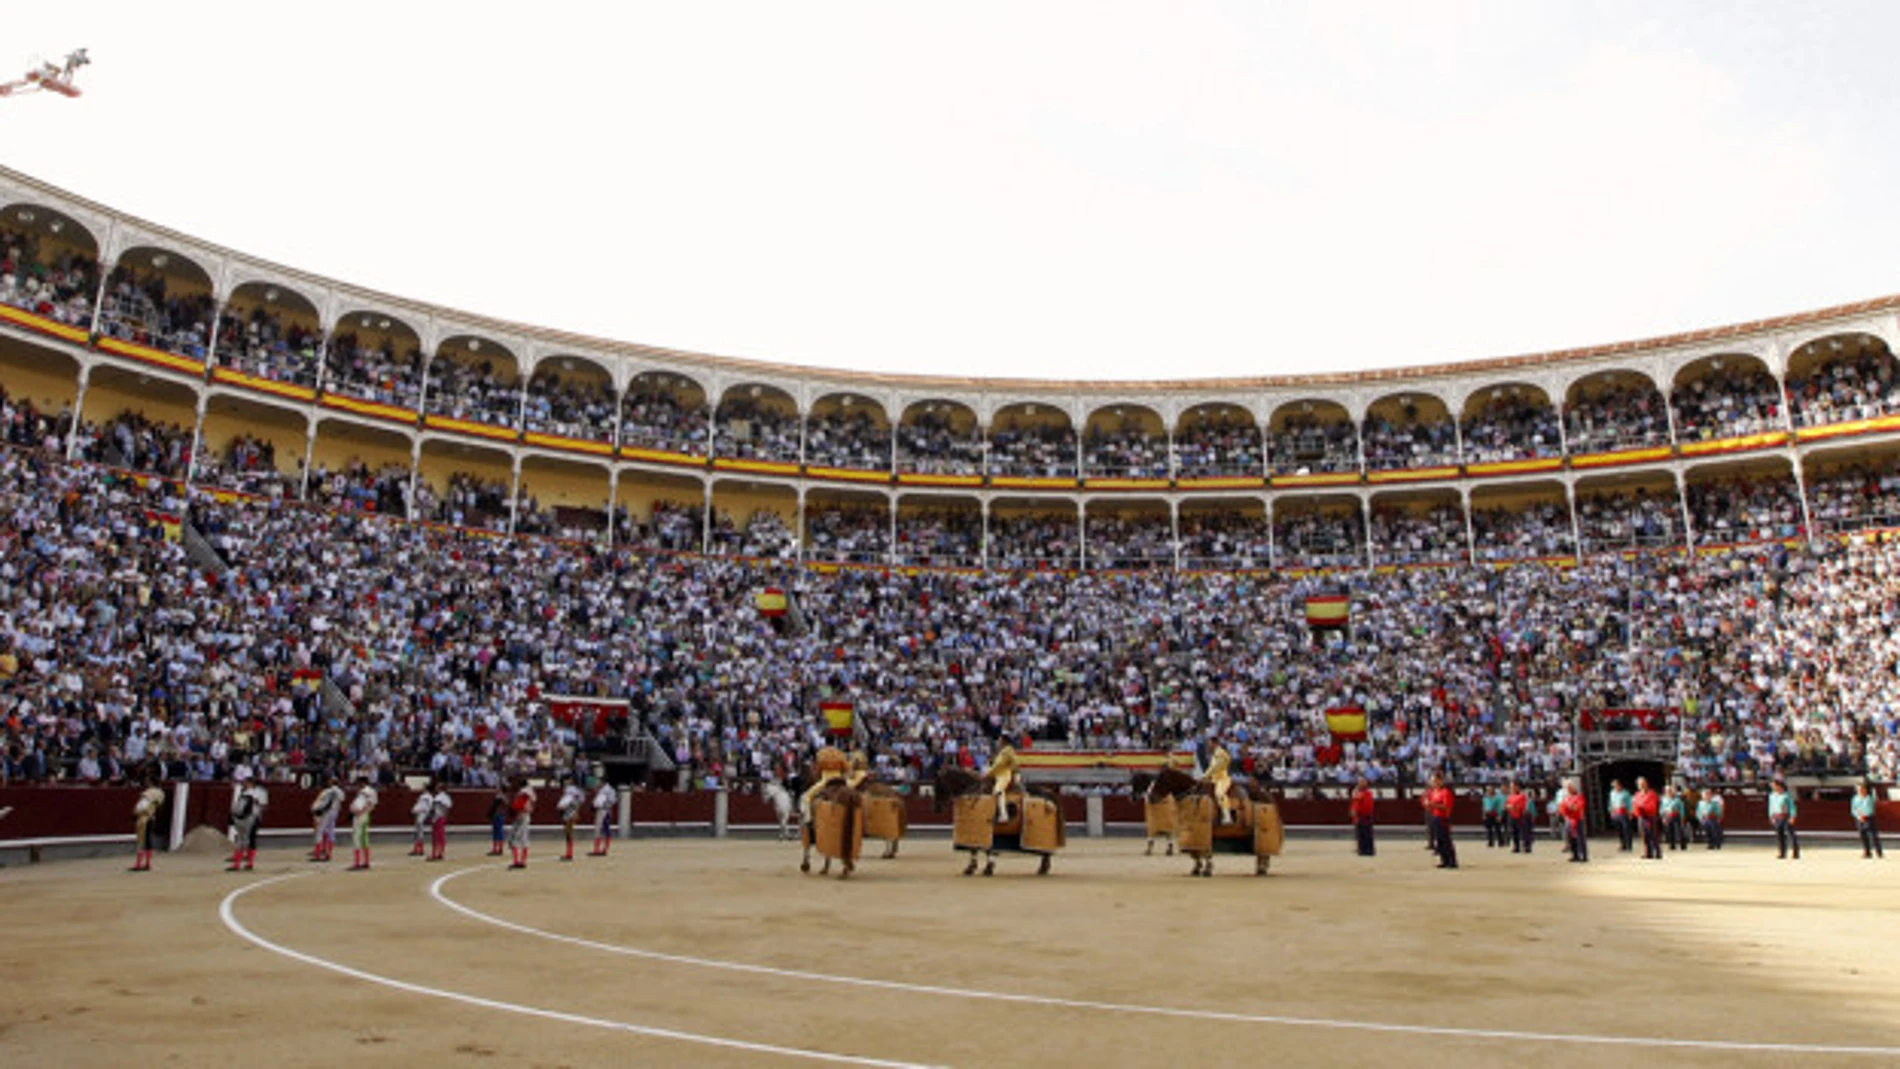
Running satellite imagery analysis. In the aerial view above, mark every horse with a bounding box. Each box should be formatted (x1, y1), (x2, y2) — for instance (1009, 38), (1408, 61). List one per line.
(856, 780), (908, 859)
(799, 780), (864, 879)
(762, 781), (798, 841)
(934, 767), (1065, 876)
(1129, 768), (1197, 856)
(1150, 775), (1283, 876)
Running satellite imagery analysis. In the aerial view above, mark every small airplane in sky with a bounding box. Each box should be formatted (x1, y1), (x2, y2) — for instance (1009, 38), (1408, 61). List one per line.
(0, 49), (90, 99)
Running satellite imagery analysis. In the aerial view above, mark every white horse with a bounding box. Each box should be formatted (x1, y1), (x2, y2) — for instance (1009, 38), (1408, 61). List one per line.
(762, 782), (798, 841)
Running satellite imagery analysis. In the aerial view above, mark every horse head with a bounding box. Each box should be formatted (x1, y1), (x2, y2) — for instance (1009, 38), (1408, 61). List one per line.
(1152, 767), (1199, 800)
(933, 767), (979, 813)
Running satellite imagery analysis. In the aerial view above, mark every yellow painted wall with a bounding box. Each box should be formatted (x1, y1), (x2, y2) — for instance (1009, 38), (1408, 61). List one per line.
(1368, 492), (1461, 517)
(1180, 501), (1267, 520)
(80, 374), (197, 430)
(1470, 482), (1568, 510)
(0, 339), (80, 411)
(712, 483), (798, 525)
(200, 403), (307, 475)
(1083, 499), (1170, 521)
(519, 461), (610, 509)
(310, 423), (412, 474)
(617, 473), (706, 520)
(416, 444), (511, 495)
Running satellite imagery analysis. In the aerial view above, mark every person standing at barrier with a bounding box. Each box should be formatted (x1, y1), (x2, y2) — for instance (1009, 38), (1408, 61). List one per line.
(590, 781), (619, 856)
(1350, 776), (1376, 856)
(1700, 790), (1725, 850)
(1853, 782), (1884, 860)
(1426, 772), (1458, 870)
(1633, 778), (1661, 860)
(1661, 785), (1688, 851)
(1609, 780), (1634, 852)
(558, 776), (586, 862)
(1769, 779), (1800, 860)
(507, 778), (536, 870)
(227, 770), (266, 872)
(426, 779), (451, 861)
(408, 785), (432, 857)
(1560, 778), (1588, 862)
(1506, 781), (1531, 853)
(1550, 780), (1571, 843)
(348, 775), (378, 871)
(310, 773), (344, 862)
(130, 772), (164, 872)
(486, 784), (509, 857)
(1481, 786), (1503, 849)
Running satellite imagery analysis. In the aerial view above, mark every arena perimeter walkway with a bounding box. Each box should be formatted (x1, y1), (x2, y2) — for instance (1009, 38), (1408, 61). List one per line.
(2, 837), (1897, 1067)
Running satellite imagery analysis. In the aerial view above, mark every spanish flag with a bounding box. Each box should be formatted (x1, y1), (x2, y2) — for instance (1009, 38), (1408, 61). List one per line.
(755, 587), (788, 617)
(1305, 595), (1349, 628)
(143, 509), (183, 543)
(1325, 706), (1368, 741)
(821, 701), (854, 736)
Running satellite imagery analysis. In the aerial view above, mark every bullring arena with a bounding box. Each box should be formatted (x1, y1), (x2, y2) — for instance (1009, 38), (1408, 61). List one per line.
(3, 829), (1900, 1067)
(5, 124), (1900, 1067)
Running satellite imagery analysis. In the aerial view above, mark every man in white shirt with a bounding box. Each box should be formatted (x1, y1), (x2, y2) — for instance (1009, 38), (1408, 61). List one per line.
(310, 773), (344, 862)
(557, 776), (586, 862)
(590, 781), (618, 857)
(348, 776), (378, 871)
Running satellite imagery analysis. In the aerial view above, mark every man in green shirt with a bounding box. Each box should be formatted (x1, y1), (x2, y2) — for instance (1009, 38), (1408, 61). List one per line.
(1660, 785), (1687, 851)
(1853, 783), (1884, 860)
(1768, 779), (1800, 860)
(1608, 780), (1634, 852)
(1482, 786), (1505, 849)
(1696, 790), (1725, 850)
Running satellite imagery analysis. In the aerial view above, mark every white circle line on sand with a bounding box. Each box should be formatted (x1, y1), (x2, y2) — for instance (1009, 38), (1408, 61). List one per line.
(432, 864), (1900, 1058)
(218, 873), (938, 1069)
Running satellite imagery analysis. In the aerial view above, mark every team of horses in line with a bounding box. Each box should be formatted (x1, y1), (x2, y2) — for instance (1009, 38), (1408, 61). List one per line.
(766, 757), (1284, 880)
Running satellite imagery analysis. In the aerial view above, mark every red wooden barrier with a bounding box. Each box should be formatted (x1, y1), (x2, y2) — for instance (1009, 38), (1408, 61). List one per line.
(2, 786), (1893, 843)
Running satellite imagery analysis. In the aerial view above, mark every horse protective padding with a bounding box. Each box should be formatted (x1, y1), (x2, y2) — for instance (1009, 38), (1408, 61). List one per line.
(1177, 795), (1259, 855)
(1254, 801), (1285, 856)
(812, 798), (864, 862)
(1020, 796), (1064, 853)
(1176, 795), (1216, 854)
(953, 794), (998, 850)
(863, 795), (905, 842)
(1144, 795), (1177, 838)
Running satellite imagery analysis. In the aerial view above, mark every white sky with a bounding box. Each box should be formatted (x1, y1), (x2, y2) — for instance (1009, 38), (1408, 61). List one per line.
(6, 2), (1900, 382)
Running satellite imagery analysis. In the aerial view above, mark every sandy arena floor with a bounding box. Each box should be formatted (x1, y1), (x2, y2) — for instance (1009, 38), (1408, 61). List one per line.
(2, 833), (1898, 1068)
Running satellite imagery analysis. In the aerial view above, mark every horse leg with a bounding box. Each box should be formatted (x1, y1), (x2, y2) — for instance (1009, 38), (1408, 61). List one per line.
(1189, 856), (1202, 877)
(1166, 839), (1175, 857)
(982, 853), (996, 877)
(1203, 856), (1214, 878)
(799, 836), (812, 873)
(821, 855), (832, 875)
(883, 839), (898, 859)
(1037, 854), (1051, 876)
(1255, 856), (1269, 877)
(839, 856), (854, 879)
(962, 852), (977, 876)
(1145, 837), (1155, 856)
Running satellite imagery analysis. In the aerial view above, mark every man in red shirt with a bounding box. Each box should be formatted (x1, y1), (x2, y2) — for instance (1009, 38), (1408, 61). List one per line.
(1350, 776), (1376, 857)
(1425, 772), (1458, 870)
(507, 778), (536, 870)
(1559, 778), (1589, 862)
(1505, 780), (1531, 854)
(1633, 777), (1662, 860)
